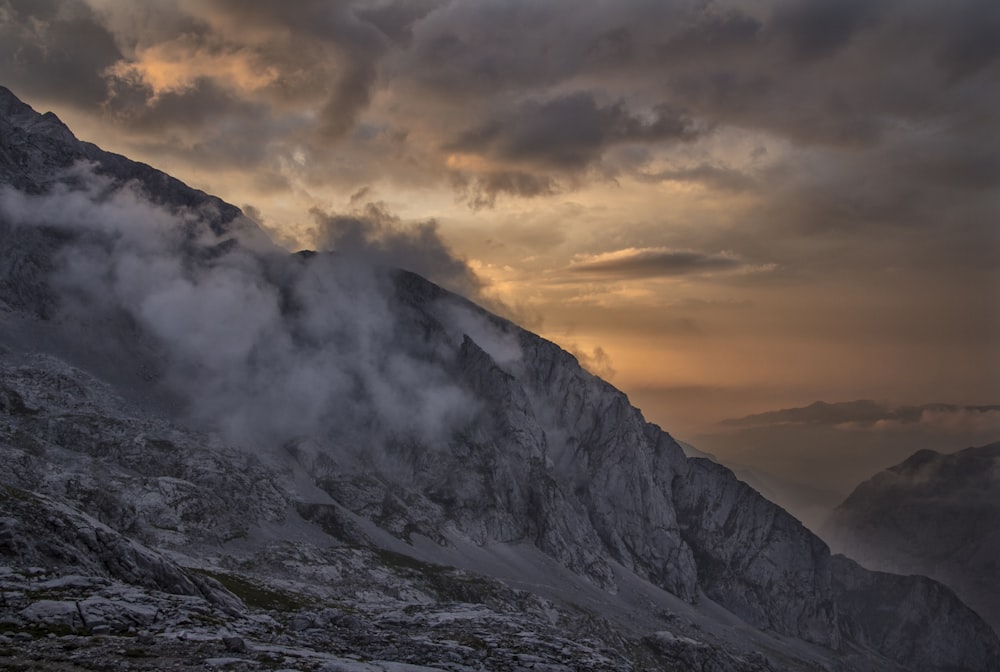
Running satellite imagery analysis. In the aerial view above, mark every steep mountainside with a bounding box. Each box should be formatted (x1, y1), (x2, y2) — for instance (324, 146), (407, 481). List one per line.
(1, 85), (997, 671)
(824, 443), (1000, 635)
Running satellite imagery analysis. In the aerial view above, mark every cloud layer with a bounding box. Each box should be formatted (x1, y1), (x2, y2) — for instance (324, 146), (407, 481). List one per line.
(719, 400), (1000, 433)
(5, 0), (996, 206)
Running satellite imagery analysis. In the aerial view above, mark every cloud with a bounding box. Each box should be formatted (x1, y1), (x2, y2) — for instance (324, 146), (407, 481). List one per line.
(449, 92), (701, 171)
(656, 8), (762, 61)
(6, 0), (999, 214)
(0, 164), (489, 454)
(0, 0), (122, 107)
(311, 201), (483, 299)
(452, 170), (559, 210)
(569, 247), (751, 278)
(637, 163), (757, 192)
(720, 400), (889, 429)
(103, 74), (269, 135)
(767, 0), (884, 62)
(719, 400), (1000, 433)
(564, 343), (616, 380)
(934, 1), (1000, 81)
(355, 0), (447, 47)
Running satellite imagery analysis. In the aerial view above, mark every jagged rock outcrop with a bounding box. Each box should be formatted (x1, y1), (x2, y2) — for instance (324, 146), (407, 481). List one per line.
(0, 484), (241, 613)
(0, 85), (241, 229)
(832, 554), (1000, 671)
(511, 327), (700, 602)
(1, 84), (997, 671)
(673, 457), (840, 647)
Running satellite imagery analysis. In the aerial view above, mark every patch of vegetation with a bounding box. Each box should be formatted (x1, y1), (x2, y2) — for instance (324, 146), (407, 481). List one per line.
(192, 569), (315, 612)
(451, 633), (489, 651)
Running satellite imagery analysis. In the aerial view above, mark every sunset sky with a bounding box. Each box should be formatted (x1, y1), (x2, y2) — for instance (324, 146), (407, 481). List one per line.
(3, 0), (998, 490)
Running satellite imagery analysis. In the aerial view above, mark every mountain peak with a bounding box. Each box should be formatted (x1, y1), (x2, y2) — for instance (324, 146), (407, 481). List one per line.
(0, 85), (32, 116)
(0, 86), (77, 143)
(825, 441), (1000, 636)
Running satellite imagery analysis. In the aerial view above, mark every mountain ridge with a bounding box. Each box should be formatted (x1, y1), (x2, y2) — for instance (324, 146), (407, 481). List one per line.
(1, 84), (997, 672)
(824, 441), (1000, 636)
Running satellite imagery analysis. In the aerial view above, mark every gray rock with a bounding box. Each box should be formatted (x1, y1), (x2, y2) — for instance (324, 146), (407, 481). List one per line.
(832, 554), (1000, 672)
(221, 635), (247, 653)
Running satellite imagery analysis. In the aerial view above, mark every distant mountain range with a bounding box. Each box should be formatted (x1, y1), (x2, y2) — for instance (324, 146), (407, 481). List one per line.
(719, 400), (1000, 429)
(824, 442), (1000, 636)
(1, 84), (997, 671)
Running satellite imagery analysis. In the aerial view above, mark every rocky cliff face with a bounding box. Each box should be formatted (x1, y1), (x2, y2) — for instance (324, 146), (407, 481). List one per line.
(1, 84), (997, 671)
(673, 457), (840, 647)
(832, 555), (999, 671)
(824, 443), (1000, 636)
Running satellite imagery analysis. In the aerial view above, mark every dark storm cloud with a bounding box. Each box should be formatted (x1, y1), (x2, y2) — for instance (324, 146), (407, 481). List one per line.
(905, 137), (1000, 192)
(657, 8), (762, 60)
(450, 92), (701, 171)
(198, 0), (388, 139)
(3, 0), (999, 228)
(0, 0), (122, 107)
(570, 248), (745, 278)
(934, 1), (1000, 81)
(103, 76), (264, 134)
(767, 0), (884, 62)
(356, 0), (447, 47)
(1, 0), (391, 145)
(453, 171), (559, 211)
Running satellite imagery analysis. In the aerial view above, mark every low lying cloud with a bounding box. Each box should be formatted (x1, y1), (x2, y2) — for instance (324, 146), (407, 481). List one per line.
(720, 400), (1000, 434)
(566, 344), (617, 381)
(311, 201), (482, 299)
(0, 164), (500, 459)
(569, 247), (759, 278)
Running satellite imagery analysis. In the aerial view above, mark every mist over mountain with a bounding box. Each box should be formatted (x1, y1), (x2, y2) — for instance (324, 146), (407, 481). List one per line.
(823, 442), (1000, 636)
(1, 85), (997, 671)
(693, 399), (1000, 512)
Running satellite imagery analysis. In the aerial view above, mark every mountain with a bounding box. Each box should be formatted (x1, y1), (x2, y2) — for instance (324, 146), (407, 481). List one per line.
(823, 442), (1000, 636)
(677, 441), (842, 534)
(1, 84), (998, 671)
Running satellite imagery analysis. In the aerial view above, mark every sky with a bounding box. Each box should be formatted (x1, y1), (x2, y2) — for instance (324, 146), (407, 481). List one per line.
(2, 0), (999, 495)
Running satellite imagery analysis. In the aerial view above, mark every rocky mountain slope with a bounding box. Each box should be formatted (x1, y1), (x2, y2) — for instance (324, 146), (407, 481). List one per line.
(1, 84), (998, 671)
(823, 442), (1000, 636)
